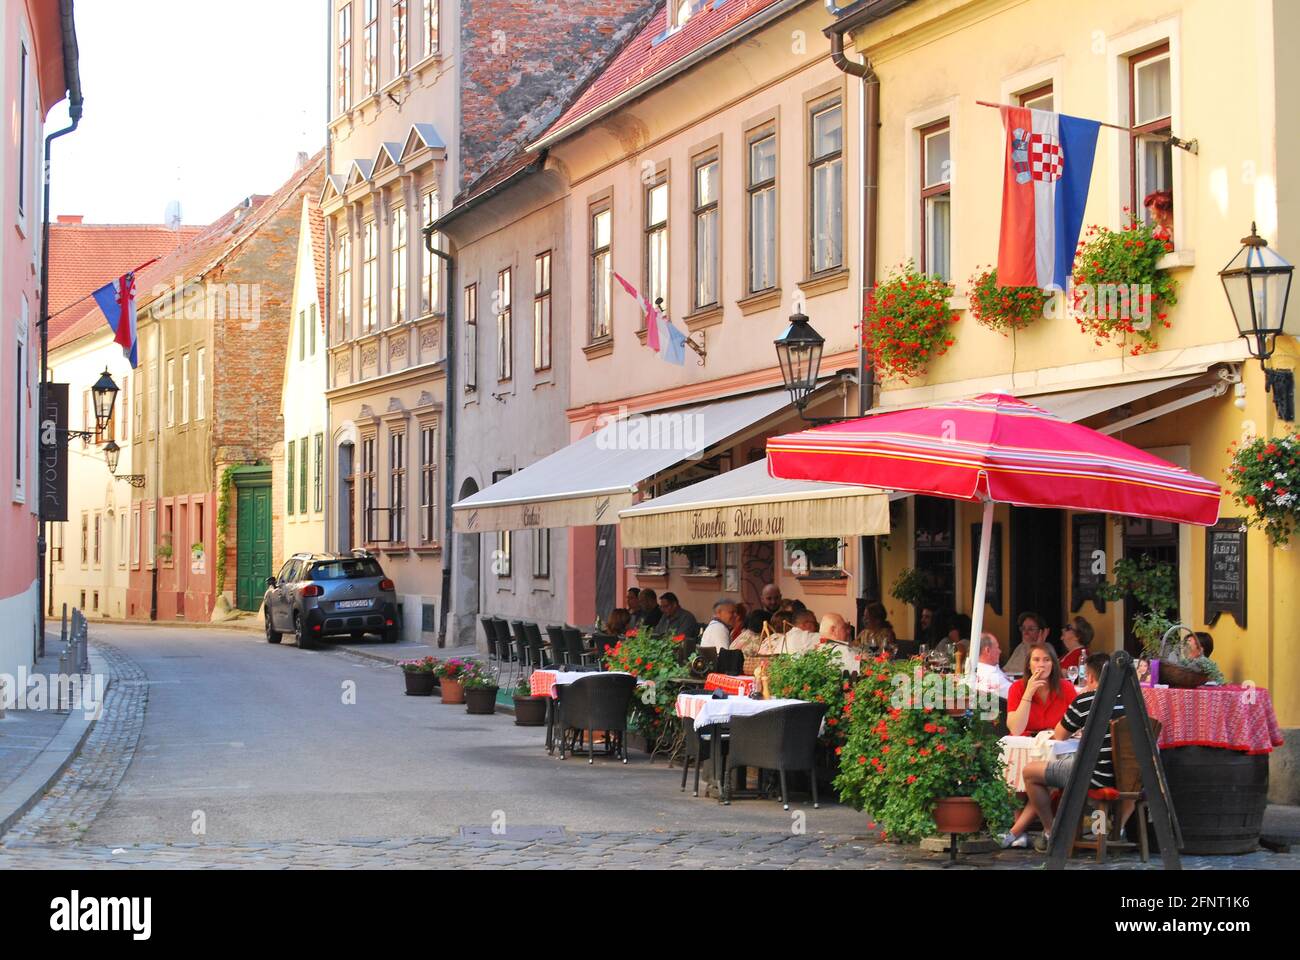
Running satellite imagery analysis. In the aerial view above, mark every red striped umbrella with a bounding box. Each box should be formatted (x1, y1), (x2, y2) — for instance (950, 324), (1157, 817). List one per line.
(766, 393), (1222, 673)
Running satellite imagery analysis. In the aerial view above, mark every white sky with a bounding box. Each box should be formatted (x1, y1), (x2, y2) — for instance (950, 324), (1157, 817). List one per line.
(47, 0), (327, 226)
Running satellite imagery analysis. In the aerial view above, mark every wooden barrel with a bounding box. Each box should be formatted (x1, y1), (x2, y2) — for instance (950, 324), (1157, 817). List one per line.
(1161, 746), (1269, 855)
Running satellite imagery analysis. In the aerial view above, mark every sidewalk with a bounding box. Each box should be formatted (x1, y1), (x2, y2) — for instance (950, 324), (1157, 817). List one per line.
(0, 633), (107, 837)
(331, 637), (480, 666)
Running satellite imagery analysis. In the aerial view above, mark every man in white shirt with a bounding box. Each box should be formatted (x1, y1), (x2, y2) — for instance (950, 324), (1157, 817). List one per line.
(699, 600), (739, 650)
(972, 632), (1012, 699)
(818, 612), (861, 672)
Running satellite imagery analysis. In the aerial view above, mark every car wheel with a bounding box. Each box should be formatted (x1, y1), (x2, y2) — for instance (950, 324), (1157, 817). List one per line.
(383, 625), (400, 645)
(265, 613), (282, 644)
(295, 613), (313, 650)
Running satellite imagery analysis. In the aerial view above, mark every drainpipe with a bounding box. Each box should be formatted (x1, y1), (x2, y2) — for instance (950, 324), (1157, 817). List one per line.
(38, 0), (84, 657)
(829, 21), (881, 611)
(323, 0), (334, 552)
(829, 26), (877, 416)
(423, 227), (454, 648)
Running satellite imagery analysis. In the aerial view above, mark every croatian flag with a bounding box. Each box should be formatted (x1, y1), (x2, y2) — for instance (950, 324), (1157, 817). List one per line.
(91, 272), (139, 368)
(613, 271), (664, 352)
(997, 107), (1100, 290)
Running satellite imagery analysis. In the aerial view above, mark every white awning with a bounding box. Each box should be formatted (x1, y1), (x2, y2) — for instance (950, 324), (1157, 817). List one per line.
(453, 388), (802, 533)
(618, 460), (892, 547)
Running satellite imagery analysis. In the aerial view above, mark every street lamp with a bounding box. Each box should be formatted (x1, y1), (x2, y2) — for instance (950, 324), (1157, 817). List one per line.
(91, 368), (119, 435)
(774, 311), (826, 419)
(103, 440), (146, 488)
(1220, 223), (1296, 421)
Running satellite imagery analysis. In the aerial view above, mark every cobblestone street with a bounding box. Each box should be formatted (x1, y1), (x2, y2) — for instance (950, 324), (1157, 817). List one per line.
(1, 625), (1297, 871)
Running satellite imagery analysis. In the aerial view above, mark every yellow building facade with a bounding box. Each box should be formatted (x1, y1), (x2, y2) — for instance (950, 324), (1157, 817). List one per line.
(838, 0), (1298, 799)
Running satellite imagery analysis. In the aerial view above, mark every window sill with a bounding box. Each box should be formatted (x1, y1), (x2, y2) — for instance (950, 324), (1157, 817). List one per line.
(634, 572), (669, 588)
(797, 574), (849, 595)
(413, 544), (442, 557)
(411, 51), (442, 74)
(798, 269), (850, 299)
(683, 572), (722, 584)
(381, 546), (411, 557)
(582, 338), (614, 361)
(946, 295), (969, 311)
(737, 288), (782, 316)
(684, 304), (724, 332)
(1156, 249), (1194, 271)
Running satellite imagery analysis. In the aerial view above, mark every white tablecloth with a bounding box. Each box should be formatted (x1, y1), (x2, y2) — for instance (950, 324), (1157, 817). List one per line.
(999, 734), (1078, 792)
(675, 693), (806, 728)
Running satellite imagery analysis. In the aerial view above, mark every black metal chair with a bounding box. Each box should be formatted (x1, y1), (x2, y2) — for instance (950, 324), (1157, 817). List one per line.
(556, 673), (637, 763)
(525, 622), (551, 669)
(716, 648), (745, 676)
(511, 620), (532, 673)
(480, 616), (499, 667)
(680, 716), (729, 797)
(545, 625), (566, 667)
(590, 632), (618, 661)
(562, 626), (593, 670)
(491, 618), (516, 685)
(722, 702), (828, 810)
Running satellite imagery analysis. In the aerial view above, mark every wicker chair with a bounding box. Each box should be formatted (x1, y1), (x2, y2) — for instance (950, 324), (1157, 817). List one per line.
(545, 625), (566, 667)
(511, 620), (532, 672)
(525, 622), (551, 669)
(722, 702), (828, 810)
(562, 626), (594, 669)
(556, 673), (637, 763)
(1069, 715), (1162, 863)
(480, 616), (499, 666)
(680, 716), (728, 797)
(490, 619), (517, 685)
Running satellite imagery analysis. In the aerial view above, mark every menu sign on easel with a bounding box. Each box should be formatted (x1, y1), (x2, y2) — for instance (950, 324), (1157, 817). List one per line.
(1070, 513), (1106, 612)
(1205, 518), (1247, 628)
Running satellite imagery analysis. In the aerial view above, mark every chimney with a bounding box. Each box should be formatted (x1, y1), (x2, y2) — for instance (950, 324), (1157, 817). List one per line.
(56, 214), (83, 224)
(295, 151), (309, 170)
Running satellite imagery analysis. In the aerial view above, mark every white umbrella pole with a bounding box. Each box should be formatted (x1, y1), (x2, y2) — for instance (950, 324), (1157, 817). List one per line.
(967, 498), (995, 682)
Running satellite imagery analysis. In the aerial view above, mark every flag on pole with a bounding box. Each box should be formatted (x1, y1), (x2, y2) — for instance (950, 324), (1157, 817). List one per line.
(997, 107), (1100, 290)
(661, 321), (688, 366)
(613, 271), (662, 352)
(91, 272), (140, 368)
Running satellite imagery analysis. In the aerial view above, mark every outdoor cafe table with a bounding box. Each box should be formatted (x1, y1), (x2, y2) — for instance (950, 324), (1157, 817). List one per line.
(999, 735), (1078, 792)
(530, 669), (637, 755)
(676, 693), (809, 801)
(703, 673), (756, 697)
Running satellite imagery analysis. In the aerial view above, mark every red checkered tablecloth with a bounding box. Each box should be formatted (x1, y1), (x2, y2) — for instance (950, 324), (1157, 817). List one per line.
(704, 673), (755, 696)
(530, 670), (558, 698)
(1141, 685), (1285, 755)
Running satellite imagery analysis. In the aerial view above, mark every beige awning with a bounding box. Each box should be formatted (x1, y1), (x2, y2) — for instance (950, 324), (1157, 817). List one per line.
(618, 460), (892, 547)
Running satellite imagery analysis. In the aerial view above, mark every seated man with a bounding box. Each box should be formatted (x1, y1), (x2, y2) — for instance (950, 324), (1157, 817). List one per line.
(970, 632), (1011, 699)
(817, 612), (861, 672)
(760, 583), (783, 617)
(655, 591), (700, 640)
(630, 588), (662, 630)
(699, 599), (739, 650)
(1002, 653), (1127, 851)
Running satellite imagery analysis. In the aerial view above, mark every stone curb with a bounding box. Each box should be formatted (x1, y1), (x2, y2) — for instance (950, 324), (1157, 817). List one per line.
(0, 651), (111, 839)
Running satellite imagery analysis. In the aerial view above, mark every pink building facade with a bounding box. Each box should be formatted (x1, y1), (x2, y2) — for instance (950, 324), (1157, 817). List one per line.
(0, 0), (77, 678)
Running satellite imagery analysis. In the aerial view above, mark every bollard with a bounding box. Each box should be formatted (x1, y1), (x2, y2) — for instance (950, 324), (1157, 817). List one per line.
(57, 651), (68, 712)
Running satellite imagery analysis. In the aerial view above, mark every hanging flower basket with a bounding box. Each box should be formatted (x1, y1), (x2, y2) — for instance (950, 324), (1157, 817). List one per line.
(864, 264), (958, 383)
(1227, 432), (1300, 545)
(967, 267), (1050, 335)
(1071, 216), (1178, 355)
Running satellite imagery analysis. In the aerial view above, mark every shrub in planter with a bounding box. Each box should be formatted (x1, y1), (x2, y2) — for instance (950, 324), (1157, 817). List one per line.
(399, 656), (439, 696)
(1095, 555), (1178, 659)
(1227, 432), (1300, 545)
(833, 656), (1016, 842)
(434, 657), (474, 704)
(863, 263), (958, 383)
(513, 678), (548, 726)
(766, 647), (849, 747)
(462, 662), (499, 715)
(967, 267), (1050, 335)
(603, 627), (689, 748)
(1071, 217), (1178, 355)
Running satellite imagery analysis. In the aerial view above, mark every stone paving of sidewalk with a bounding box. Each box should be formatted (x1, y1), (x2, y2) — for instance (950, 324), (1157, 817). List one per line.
(2, 635), (1298, 870)
(0, 637), (79, 797)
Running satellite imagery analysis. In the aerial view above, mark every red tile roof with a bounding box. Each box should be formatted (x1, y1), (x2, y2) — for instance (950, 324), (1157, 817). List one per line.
(538, 0), (793, 146)
(48, 223), (205, 340)
(306, 198), (327, 330)
(52, 151), (326, 351)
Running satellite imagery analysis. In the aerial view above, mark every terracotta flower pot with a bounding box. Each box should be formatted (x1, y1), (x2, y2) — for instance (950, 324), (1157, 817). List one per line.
(933, 797), (984, 835)
(465, 686), (498, 715)
(513, 695), (548, 726)
(439, 678), (465, 704)
(403, 671), (436, 696)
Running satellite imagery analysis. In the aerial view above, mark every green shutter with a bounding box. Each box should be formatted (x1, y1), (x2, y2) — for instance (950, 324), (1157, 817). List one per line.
(300, 436), (309, 514)
(287, 440), (296, 514)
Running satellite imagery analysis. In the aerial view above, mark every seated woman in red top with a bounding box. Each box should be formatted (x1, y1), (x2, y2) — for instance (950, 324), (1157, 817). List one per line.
(1006, 643), (1077, 736)
(1058, 617), (1093, 671)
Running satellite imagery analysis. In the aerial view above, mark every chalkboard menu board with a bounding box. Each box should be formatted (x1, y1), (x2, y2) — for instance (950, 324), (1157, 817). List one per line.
(1071, 513), (1107, 612)
(1205, 518), (1247, 628)
(969, 522), (1002, 616)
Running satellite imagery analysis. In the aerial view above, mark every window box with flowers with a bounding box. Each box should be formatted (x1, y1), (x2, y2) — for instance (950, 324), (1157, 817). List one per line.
(1071, 215), (1179, 355)
(863, 264), (959, 383)
(967, 267), (1051, 335)
(1227, 432), (1300, 546)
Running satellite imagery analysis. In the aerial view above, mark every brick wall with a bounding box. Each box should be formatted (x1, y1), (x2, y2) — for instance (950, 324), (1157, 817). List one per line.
(458, 0), (657, 189)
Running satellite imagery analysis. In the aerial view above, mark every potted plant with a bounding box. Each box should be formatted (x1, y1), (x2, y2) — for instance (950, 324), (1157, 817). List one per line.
(602, 627), (689, 752)
(435, 658), (472, 704)
(1096, 555), (1178, 658)
(513, 676), (548, 726)
(399, 656), (439, 696)
(863, 262), (958, 383)
(967, 266), (1050, 335)
(890, 567), (926, 609)
(766, 647), (850, 746)
(834, 655), (1017, 843)
(1227, 432), (1300, 545)
(1071, 215), (1179, 355)
(462, 662), (499, 715)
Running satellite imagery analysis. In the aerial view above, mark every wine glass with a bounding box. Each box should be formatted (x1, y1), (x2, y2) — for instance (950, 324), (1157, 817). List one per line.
(1066, 665), (1079, 685)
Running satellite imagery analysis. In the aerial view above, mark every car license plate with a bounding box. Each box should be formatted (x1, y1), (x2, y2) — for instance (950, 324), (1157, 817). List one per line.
(336, 599), (372, 609)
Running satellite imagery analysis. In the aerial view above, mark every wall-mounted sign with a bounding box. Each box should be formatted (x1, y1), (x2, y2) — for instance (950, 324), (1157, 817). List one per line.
(1071, 513), (1107, 612)
(1205, 518), (1246, 628)
(39, 383), (69, 522)
(969, 522), (1003, 615)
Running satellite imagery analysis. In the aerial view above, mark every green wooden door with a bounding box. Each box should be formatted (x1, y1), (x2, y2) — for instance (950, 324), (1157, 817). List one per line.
(236, 484), (272, 610)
